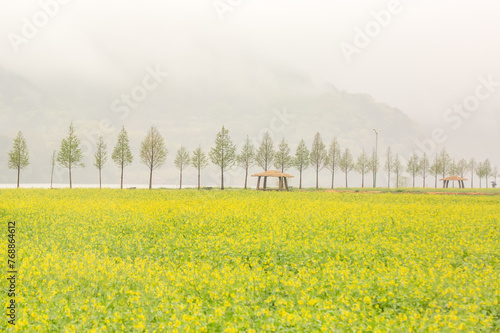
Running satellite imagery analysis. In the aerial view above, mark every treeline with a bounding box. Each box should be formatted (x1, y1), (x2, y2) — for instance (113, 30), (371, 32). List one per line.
(7, 123), (499, 189)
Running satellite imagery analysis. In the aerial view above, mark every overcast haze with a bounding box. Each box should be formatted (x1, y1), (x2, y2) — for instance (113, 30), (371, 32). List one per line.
(1, 0), (499, 187)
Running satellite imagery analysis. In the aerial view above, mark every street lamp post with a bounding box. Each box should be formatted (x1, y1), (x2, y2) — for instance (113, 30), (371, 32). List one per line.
(373, 128), (381, 188)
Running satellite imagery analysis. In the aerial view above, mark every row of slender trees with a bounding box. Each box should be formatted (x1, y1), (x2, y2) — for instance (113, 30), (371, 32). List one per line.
(7, 124), (499, 189)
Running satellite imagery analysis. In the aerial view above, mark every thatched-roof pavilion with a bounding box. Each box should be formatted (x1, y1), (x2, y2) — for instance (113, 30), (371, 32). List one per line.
(440, 175), (467, 188)
(252, 170), (294, 191)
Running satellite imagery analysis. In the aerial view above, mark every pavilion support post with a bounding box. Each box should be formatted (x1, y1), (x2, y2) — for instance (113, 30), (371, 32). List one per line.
(284, 177), (289, 191)
(264, 177), (267, 190)
(257, 176), (261, 190)
(279, 177), (283, 191)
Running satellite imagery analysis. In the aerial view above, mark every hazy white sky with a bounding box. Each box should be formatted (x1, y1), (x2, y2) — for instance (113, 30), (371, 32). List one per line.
(1, 0), (499, 121)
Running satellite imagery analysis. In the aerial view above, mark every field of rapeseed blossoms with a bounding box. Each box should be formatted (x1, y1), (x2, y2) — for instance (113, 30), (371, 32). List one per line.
(1, 189), (500, 332)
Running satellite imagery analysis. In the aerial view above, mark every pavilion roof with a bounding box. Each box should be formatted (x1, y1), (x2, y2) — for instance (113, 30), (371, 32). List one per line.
(251, 170), (294, 178)
(440, 175), (468, 181)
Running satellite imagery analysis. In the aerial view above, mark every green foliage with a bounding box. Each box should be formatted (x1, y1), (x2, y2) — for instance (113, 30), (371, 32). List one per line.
(255, 131), (274, 171)
(57, 122), (85, 169)
(140, 126), (167, 170)
(356, 149), (370, 175)
(7, 189), (500, 331)
(209, 126), (236, 172)
(236, 135), (255, 170)
(191, 146), (209, 170)
(325, 138), (341, 174)
(293, 139), (309, 172)
(309, 132), (326, 171)
(274, 137), (292, 172)
(174, 146), (190, 171)
(112, 126), (133, 167)
(8, 130), (29, 170)
(93, 135), (108, 170)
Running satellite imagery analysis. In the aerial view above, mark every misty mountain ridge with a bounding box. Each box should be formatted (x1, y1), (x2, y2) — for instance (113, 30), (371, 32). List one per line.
(0, 65), (423, 186)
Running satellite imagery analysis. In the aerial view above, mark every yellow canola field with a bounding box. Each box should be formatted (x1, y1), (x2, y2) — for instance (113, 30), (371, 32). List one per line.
(1, 189), (500, 332)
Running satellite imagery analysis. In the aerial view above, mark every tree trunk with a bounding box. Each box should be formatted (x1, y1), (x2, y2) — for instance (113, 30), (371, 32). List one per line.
(331, 171), (334, 189)
(315, 167), (319, 189)
(150, 147), (154, 190)
(361, 172), (364, 188)
(179, 169), (182, 189)
(149, 167), (153, 189)
(99, 168), (102, 189)
(50, 164), (54, 189)
(345, 169), (348, 188)
(120, 163), (124, 189)
(221, 167), (224, 190)
(69, 164), (72, 189)
(17, 166), (20, 188)
(198, 167), (201, 190)
(244, 167), (248, 189)
(299, 169), (303, 189)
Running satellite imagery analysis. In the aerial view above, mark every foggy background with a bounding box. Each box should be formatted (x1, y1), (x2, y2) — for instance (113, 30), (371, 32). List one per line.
(0, 0), (499, 188)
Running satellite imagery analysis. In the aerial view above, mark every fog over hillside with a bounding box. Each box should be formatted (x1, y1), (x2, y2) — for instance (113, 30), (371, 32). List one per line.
(0, 0), (499, 188)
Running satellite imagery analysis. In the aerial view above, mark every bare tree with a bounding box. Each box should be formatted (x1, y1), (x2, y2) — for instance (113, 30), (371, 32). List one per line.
(310, 132), (326, 189)
(339, 148), (354, 188)
(430, 154), (441, 188)
(476, 161), (485, 188)
(293, 139), (309, 189)
(174, 146), (190, 189)
(456, 158), (468, 179)
(50, 150), (56, 189)
(492, 165), (499, 184)
(438, 148), (451, 187)
(209, 126), (236, 190)
(236, 135), (255, 189)
(419, 153), (429, 188)
(384, 147), (393, 188)
(140, 126), (168, 189)
(325, 138), (341, 189)
(94, 135), (107, 189)
(8, 131), (30, 188)
(255, 131), (274, 189)
(392, 153), (404, 188)
(469, 158), (476, 188)
(191, 146), (209, 190)
(355, 149), (369, 188)
(483, 159), (492, 188)
(112, 126), (133, 189)
(406, 150), (420, 188)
